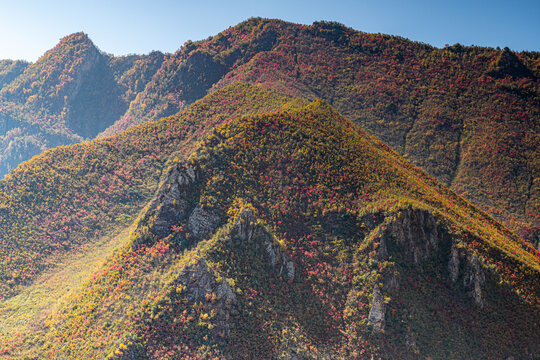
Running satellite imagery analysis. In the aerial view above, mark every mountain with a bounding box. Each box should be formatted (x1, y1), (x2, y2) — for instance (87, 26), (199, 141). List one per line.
(0, 83), (302, 300)
(0, 20), (537, 245)
(0, 84), (538, 359)
(0, 33), (164, 177)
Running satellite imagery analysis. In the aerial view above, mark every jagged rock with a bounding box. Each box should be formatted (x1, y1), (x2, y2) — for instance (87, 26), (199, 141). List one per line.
(463, 254), (485, 308)
(187, 204), (219, 241)
(447, 242), (486, 307)
(388, 208), (440, 264)
(372, 208), (487, 307)
(149, 163), (198, 238)
(231, 208), (259, 241)
(368, 284), (386, 332)
(176, 258), (237, 339)
(265, 238), (296, 281)
(232, 208), (295, 281)
(284, 260), (295, 281)
(448, 243), (460, 283)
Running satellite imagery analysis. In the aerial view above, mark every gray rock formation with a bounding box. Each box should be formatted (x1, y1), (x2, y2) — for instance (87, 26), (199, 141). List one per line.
(366, 208), (488, 332)
(447, 243), (486, 307)
(231, 208), (295, 281)
(176, 258), (237, 339)
(368, 284), (386, 332)
(150, 163), (198, 238)
(187, 204), (220, 241)
(448, 243), (461, 283)
(386, 208), (440, 264)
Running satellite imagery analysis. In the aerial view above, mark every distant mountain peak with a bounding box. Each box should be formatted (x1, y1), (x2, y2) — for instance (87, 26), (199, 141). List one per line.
(58, 31), (92, 45)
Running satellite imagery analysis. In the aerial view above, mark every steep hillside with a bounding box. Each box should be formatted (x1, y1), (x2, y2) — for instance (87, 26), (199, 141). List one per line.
(0, 33), (164, 177)
(102, 18), (538, 243)
(1, 95), (537, 359)
(0, 83), (304, 300)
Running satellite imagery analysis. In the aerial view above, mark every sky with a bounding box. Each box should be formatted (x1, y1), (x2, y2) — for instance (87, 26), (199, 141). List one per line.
(0, 0), (538, 62)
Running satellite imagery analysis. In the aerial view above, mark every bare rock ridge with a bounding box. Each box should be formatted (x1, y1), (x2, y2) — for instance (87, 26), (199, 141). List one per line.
(135, 159), (296, 285)
(367, 284), (386, 332)
(143, 163), (491, 337)
(134, 161), (203, 244)
(448, 243), (486, 308)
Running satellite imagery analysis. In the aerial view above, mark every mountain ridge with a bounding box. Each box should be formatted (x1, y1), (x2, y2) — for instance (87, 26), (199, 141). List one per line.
(97, 18), (540, 244)
(0, 19), (537, 244)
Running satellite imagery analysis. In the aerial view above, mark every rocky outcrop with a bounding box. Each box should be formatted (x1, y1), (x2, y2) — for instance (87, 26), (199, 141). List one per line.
(232, 208), (296, 281)
(150, 163), (198, 238)
(368, 284), (386, 331)
(448, 243), (486, 307)
(186, 204), (220, 241)
(384, 208), (441, 264)
(265, 239), (295, 281)
(135, 161), (223, 250)
(366, 208), (488, 332)
(176, 258), (237, 339)
(375, 208), (485, 306)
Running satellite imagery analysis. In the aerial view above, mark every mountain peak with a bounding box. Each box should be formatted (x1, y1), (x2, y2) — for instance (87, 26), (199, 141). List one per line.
(57, 31), (93, 46)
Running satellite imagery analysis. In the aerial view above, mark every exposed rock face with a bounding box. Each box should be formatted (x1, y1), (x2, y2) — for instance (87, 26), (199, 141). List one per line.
(230, 208), (261, 242)
(265, 238), (295, 282)
(367, 208), (488, 332)
(231, 208), (295, 281)
(463, 254), (485, 307)
(187, 204), (220, 241)
(448, 243), (461, 283)
(150, 163), (198, 238)
(386, 208), (440, 264)
(368, 284), (386, 331)
(176, 258), (237, 339)
(378, 209), (486, 306)
(448, 243), (486, 307)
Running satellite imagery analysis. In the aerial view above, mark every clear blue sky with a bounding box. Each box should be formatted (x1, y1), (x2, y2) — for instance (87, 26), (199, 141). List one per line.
(1, 0), (538, 62)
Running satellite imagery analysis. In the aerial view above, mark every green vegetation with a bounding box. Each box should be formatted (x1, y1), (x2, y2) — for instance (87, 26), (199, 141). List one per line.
(0, 33), (165, 177)
(0, 18), (538, 359)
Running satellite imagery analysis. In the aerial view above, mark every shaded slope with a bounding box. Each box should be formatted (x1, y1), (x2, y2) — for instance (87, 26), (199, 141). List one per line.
(0, 60), (28, 89)
(102, 18), (538, 243)
(0, 34), (164, 178)
(3, 99), (537, 359)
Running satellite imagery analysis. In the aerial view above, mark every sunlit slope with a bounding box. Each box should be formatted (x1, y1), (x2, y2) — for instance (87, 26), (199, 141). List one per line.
(0, 83), (305, 300)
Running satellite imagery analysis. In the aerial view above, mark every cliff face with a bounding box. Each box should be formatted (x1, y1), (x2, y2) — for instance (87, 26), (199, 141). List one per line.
(119, 143), (538, 359)
(367, 208), (488, 336)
